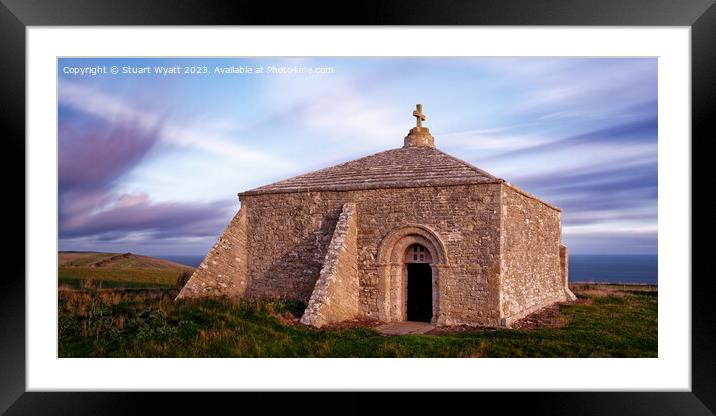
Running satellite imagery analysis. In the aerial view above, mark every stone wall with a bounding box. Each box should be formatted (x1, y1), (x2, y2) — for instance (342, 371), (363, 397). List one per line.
(561, 244), (577, 301)
(356, 184), (503, 326)
(560, 244), (568, 286)
(499, 184), (567, 326)
(176, 205), (249, 299)
(241, 192), (342, 301)
(361, 185), (503, 326)
(300, 203), (359, 327)
(177, 181), (569, 327)
(239, 183), (503, 326)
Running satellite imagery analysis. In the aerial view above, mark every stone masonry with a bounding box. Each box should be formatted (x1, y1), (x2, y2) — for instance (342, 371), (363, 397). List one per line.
(176, 205), (248, 299)
(177, 105), (575, 328)
(499, 184), (575, 326)
(300, 203), (359, 327)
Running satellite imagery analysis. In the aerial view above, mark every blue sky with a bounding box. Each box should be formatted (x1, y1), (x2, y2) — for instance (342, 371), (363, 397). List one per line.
(58, 57), (657, 255)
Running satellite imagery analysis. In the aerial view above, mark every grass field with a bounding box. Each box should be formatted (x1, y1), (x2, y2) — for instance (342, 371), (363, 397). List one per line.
(58, 251), (194, 289)
(58, 284), (657, 358)
(58, 268), (191, 288)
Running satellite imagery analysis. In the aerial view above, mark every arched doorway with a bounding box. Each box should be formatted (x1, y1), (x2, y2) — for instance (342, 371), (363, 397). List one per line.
(405, 244), (433, 322)
(375, 225), (449, 324)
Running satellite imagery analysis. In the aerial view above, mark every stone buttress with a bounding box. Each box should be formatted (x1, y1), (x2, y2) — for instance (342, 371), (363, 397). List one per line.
(300, 203), (360, 327)
(175, 205), (249, 299)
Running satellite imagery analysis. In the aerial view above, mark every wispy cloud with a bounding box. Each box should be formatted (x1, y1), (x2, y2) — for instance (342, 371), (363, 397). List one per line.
(481, 116), (657, 162)
(60, 196), (235, 240)
(59, 82), (296, 173)
(254, 72), (407, 151)
(480, 58), (657, 120)
(58, 105), (237, 247)
(440, 127), (554, 152)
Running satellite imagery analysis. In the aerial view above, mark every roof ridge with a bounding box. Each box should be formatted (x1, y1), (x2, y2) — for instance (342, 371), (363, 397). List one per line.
(240, 145), (500, 196)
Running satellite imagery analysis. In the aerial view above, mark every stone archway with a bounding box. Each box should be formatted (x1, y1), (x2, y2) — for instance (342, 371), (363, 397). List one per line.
(375, 225), (449, 323)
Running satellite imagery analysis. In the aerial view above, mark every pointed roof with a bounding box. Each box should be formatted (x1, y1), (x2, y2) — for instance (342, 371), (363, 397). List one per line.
(241, 104), (505, 196)
(239, 104), (560, 212)
(239, 146), (501, 196)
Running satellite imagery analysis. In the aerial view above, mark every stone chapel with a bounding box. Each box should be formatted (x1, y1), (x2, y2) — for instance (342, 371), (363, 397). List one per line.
(177, 104), (576, 328)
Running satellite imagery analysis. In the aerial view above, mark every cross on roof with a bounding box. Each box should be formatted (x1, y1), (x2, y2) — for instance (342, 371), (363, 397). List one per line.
(413, 104), (426, 129)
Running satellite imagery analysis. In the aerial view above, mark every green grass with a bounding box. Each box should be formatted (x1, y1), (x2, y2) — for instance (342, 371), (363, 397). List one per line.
(59, 267), (188, 289)
(58, 286), (657, 358)
(58, 251), (194, 288)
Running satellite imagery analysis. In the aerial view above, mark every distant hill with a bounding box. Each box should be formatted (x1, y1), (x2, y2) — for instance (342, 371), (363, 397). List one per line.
(59, 251), (195, 271)
(58, 251), (195, 289)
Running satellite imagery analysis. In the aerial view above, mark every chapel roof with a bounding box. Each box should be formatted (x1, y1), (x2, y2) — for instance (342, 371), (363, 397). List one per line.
(239, 145), (501, 196)
(240, 104), (501, 196)
(238, 104), (559, 213)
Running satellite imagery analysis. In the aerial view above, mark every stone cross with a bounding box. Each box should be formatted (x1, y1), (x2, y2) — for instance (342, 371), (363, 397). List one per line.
(413, 104), (426, 129)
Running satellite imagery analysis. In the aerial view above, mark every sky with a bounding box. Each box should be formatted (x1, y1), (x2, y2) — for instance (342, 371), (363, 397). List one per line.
(57, 57), (657, 256)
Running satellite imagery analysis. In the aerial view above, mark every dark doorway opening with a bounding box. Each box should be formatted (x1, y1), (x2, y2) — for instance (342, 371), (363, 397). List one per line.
(407, 263), (432, 322)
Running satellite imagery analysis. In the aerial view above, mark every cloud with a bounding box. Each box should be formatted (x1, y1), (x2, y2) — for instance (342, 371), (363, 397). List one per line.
(563, 222), (657, 237)
(59, 82), (161, 130)
(563, 231), (657, 255)
(513, 160), (657, 197)
(482, 116), (657, 162)
(480, 58), (657, 120)
(496, 155), (658, 252)
(563, 207), (656, 226)
(59, 82), (295, 173)
(246, 63), (414, 152)
(60, 195), (235, 240)
(59, 120), (160, 193)
(58, 119), (163, 231)
(440, 127), (553, 152)
(58, 96), (238, 249)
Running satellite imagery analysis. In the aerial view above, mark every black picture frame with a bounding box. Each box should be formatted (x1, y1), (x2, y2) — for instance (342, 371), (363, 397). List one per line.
(1, 0), (712, 414)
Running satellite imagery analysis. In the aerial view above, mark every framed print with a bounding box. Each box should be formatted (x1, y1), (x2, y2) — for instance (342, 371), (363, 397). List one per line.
(2, 0), (713, 414)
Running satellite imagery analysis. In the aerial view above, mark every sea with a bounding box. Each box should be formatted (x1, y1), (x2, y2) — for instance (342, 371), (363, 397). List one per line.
(158, 254), (658, 285)
(567, 254), (657, 284)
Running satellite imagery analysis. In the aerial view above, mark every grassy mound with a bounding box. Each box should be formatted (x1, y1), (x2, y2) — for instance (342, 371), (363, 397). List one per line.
(58, 251), (195, 289)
